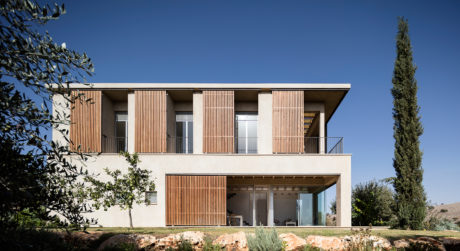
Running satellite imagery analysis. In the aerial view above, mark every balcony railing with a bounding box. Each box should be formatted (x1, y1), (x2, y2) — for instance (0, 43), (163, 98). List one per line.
(102, 135), (127, 153)
(167, 136), (193, 154)
(273, 137), (343, 154)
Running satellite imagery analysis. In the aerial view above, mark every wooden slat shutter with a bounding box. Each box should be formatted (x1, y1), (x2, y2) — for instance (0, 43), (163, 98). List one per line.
(70, 90), (102, 152)
(166, 175), (226, 226)
(203, 90), (234, 153)
(135, 90), (167, 153)
(272, 90), (304, 153)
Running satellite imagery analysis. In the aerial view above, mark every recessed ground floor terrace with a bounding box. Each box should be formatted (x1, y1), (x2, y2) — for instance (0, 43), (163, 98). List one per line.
(165, 175), (338, 227)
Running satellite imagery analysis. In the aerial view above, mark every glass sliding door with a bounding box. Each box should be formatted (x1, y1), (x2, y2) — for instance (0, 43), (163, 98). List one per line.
(176, 113), (193, 153)
(297, 193), (313, 226)
(235, 114), (257, 154)
(115, 112), (128, 152)
(296, 190), (327, 226)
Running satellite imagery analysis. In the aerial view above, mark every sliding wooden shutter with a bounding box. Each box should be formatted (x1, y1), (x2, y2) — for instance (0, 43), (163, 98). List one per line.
(203, 90), (234, 153)
(70, 90), (102, 152)
(135, 90), (167, 153)
(272, 91), (304, 153)
(166, 175), (227, 226)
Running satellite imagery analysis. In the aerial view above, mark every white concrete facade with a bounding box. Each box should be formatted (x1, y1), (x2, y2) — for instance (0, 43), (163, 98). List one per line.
(74, 153), (351, 227)
(52, 83), (352, 227)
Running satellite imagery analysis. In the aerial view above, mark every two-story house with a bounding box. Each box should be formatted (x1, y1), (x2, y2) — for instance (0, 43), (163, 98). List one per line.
(52, 83), (351, 227)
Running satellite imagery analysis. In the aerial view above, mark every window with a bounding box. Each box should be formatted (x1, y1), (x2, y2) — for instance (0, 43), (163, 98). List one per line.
(115, 112), (128, 152)
(235, 114), (257, 154)
(145, 191), (157, 205)
(175, 113), (193, 153)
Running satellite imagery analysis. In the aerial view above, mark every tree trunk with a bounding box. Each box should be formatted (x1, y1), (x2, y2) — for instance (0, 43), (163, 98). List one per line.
(129, 208), (133, 228)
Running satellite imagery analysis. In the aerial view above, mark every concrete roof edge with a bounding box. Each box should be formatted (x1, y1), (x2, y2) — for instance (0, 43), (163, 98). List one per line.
(48, 83), (351, 90)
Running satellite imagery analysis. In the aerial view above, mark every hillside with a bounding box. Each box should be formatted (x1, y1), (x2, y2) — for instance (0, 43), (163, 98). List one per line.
(432, 202), (460, 223)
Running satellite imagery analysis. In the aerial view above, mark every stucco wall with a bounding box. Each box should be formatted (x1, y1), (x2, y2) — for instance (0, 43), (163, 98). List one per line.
(74, 153), (351, 227)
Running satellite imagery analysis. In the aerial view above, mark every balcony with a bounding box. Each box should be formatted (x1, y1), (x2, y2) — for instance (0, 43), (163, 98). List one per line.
(273, 137), (343, 154)
(102, 135), (127, 153)
(167, 136), (193, 154)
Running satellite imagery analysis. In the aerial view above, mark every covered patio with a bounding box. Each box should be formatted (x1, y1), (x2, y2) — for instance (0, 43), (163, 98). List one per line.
(226, 175), (338, 227)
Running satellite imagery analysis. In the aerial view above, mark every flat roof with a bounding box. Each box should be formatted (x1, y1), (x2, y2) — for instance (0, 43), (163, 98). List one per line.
(60, 83), (350, 90)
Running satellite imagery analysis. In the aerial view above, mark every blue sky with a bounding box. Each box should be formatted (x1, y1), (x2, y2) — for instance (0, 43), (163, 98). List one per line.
(44, 0), (460, 205)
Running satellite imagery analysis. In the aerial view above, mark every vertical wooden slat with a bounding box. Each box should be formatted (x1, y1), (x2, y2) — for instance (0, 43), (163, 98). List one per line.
(70, 90), (102, 152)
(203, 90), (234, 153)
(135, 90), (166, 152)
(165, 175), (226, 226)
(272, 90), (304, 153)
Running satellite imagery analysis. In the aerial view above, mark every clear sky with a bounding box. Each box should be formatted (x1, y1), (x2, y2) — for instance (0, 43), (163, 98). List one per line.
(44, 0), (460, 205)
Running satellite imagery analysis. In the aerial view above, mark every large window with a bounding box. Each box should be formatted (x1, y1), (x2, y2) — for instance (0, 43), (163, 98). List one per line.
(115, 112), (128, 152)
(176, 113), (193, 153)
(235, 114), (257, 154)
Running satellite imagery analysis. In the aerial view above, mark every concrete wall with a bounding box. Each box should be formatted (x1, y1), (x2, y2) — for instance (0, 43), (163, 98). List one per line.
(193, 92), (203, 154)
(258, 92), (272, 154)
(73, 153), (351, 227)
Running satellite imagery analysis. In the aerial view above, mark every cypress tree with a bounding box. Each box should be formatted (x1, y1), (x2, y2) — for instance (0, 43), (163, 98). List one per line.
(391, 17), (426, 230)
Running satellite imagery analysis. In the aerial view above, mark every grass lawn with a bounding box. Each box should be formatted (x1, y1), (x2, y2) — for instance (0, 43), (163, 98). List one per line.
(86, 227), (460, 242)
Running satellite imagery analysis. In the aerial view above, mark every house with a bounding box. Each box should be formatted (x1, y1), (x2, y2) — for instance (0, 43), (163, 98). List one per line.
(52, 83), (351, 227)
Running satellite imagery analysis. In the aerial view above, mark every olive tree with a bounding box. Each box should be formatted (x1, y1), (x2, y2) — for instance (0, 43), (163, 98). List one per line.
(0, 0), (94, 231)
(84, 152), (156, 228)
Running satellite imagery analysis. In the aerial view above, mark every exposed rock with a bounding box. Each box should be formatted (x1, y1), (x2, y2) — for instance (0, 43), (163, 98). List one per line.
(306, 235), (348, 250)
(408, 237), (445, 251)
(98, 234), (156, 250)
(156, 231), (204, 249)
(213, 231), (248, 251)
(344, 235), (392, 250)
(440, 237), (460, 250)
(393, 239), (410, 249)
(134, 234), (158, 249)
(181, 231), (205, 245)
(279, 233), (306, 251)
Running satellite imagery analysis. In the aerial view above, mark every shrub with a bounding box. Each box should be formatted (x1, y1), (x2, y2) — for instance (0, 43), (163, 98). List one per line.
(424, 206), (460, 231)
(202, 237), (222, 251)
(440, 209), (448, 213)
(165, 238), (194, 251)
(247, 227), (284, 251)
(0, 228), (72, 251)
(352, 180), (395, 226)
(101, 242), (137, 251)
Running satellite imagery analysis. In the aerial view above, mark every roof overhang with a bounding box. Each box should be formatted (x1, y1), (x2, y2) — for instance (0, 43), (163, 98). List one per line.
(52, 83), (350, 123)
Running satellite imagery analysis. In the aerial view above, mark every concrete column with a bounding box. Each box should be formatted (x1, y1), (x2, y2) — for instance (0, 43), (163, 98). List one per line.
(258, 92), (272, 154)
(127, 91), (135, 153)
(193, 92), (203, 154)
(252, 188), (256, 226)
(336, 171), (352, 227)
(319, 108), (325, 154)
(268, 186), (274, 226)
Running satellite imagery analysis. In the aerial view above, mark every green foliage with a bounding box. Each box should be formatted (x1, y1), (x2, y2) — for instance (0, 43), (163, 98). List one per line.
(202, 237), (223, 251)
(101, 242), (137, 251)
(0, 0), (95, 232)
(247, 227), (284, 251)
(352, 180), (395, 226)
(391, 17), (426, 230)
(83, 151), (155, 228)
(424, 207), (460, 231)
(165, 238), (194, 251)
(14, 207), (60, 228)
(0, 228), (72, 251)
(303, 245), (320, 251)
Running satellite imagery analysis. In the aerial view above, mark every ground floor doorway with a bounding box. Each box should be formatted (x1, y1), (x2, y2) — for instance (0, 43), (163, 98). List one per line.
(227, 175), (337, 226)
